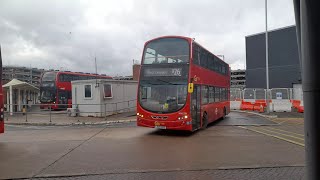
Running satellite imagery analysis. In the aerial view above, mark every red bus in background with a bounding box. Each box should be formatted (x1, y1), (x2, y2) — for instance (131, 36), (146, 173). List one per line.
(0, 46), (4, 134)
(40, 71), (112, 110)
(137, 36), (230, 131)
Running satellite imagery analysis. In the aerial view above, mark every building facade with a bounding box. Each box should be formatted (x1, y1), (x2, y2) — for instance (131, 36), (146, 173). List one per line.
(231, 69), (246, 89)
(71, 79), (137, 117)
(3, 66), (45, 88)
(245, 25), (301, 88)
(132, 64), (141, 81)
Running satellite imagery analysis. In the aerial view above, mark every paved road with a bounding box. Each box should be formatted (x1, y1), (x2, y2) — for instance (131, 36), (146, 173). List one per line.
(0, 112), (305, 180)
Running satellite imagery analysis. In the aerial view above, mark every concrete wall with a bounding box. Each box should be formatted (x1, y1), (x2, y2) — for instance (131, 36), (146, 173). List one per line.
(72, 79), (137, 117)
(246, 26), (301, 88)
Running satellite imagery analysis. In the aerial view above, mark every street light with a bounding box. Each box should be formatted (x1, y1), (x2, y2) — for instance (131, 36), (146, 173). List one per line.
(265, 0), (270, 113)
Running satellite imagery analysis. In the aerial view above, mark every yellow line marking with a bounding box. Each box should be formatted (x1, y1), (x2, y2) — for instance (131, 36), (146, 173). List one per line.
(263, 126), (304, 137)
(269, 118), (304, 125)
(238, 126), (305, 147)
(252, 127), (305, 141)
(278, 119), (290, 124)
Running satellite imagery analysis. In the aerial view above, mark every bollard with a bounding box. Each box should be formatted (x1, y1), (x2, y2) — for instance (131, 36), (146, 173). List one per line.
(49, 105), (52, 123)
(259, 104), (264, 113)
(25, 105), (28, 122)
(22, 105), (26, 115)
(104, 103), (107, 120)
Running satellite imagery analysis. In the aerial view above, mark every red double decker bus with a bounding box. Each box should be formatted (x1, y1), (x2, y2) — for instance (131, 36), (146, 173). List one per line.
(0, 46), (4, 134)
(40, 71), (112, 110)
(137, 36), (230, 131)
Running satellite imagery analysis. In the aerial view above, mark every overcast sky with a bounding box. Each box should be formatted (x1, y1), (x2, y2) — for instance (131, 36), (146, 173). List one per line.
(0, 0), (295, 76)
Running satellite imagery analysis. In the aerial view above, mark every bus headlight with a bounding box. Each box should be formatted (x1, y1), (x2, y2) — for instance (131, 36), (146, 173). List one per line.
(137, 113), (144, 118)
(178, 115), (189, 120)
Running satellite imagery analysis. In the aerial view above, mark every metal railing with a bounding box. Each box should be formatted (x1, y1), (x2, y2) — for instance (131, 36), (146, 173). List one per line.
(230, 88), (243, 101)
(4, 99), (137, 123)
(239, 88), (294, 100)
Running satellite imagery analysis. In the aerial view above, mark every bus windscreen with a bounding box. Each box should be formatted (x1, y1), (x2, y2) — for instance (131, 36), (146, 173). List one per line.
(142, 38), (189, 64)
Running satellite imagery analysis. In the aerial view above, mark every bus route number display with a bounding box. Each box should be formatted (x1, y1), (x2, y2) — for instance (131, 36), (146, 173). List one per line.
(144, 68), (182, 77)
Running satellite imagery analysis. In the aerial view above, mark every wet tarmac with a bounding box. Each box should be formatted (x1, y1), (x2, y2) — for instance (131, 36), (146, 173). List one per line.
(0, 112), (305, 179)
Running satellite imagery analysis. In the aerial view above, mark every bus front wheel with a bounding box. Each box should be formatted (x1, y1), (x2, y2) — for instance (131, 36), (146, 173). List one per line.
(222, 107), (227, 119)
(202, 113), (208, 129)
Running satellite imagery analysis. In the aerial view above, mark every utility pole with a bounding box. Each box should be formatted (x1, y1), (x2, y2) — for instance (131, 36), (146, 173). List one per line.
(294, 1), (320, 179)
(95, 56), (98, 87)
(265, 0), (270, 113)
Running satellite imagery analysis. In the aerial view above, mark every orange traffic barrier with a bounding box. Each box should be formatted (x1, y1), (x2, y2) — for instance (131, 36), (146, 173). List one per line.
(298, 106), (304, 113)
(291, 100), (301, 110)
(239, 99), (303, 113)
(240, 101), (254, 110)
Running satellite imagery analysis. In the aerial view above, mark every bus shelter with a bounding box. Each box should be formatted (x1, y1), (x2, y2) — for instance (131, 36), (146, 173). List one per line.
(3, 79), (39, 115)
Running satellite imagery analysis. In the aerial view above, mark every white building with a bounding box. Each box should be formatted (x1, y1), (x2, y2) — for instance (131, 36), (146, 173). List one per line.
(3, 79), (39, 115)
(71, 79), (138, 117)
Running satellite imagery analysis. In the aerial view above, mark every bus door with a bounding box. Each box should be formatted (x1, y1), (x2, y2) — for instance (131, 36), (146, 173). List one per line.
(191, 85), (201, 131)
(0, 45), (4, 133)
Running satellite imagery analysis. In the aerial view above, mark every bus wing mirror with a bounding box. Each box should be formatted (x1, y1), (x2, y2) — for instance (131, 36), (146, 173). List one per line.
(188, 83), (194, 93)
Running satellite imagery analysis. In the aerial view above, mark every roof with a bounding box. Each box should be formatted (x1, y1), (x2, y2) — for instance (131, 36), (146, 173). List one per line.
(3, 79), (39, 91)
(71, 79), (138, 84)
(44, 71), (112, 79)
(245, 25), (296, 38)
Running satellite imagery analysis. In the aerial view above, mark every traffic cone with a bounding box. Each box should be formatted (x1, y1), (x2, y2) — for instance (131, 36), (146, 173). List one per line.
(259, 104), (264, 113)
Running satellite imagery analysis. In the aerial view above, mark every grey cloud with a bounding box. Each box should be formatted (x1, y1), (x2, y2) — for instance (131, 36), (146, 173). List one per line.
(0, 0), (295, 75)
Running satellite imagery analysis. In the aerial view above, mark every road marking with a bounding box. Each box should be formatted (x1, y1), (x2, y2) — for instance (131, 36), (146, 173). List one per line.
(263, 126), (304, 137)
(252, 127), (305, 141)
(270, 118), (304, 125)
(238, 126), (305, 147)
(32, 126), (109, 178)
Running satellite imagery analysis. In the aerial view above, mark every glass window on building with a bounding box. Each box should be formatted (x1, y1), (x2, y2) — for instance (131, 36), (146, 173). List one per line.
(104, 84), (112, 98)
(84, 84), (92, 98)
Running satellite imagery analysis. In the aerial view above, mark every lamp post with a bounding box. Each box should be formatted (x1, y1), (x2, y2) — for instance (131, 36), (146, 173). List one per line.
(265, 0), (270, 113)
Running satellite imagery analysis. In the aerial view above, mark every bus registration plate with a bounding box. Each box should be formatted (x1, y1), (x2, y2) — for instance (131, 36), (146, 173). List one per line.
(155, 126), (166, 129)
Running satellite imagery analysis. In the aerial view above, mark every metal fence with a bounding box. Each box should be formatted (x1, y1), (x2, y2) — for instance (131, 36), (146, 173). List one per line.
(230, 88), (242, 101)
(232, 88), (294, 101)
(243, 89), (255, 99)
(270, 88), (292, 100)
(255, 89), (266, 99)
(4, 99), (137, 123)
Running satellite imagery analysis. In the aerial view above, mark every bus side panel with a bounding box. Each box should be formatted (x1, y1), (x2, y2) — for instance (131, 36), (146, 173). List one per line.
(0, 45), (3, 134)
(0, 119), (3, 133)
(202, 101), (230, 124)
(0, 94), (3, 133)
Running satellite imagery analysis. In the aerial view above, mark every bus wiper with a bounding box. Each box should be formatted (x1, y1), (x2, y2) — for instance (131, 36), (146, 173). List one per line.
(154, 79), (186, 85)
(155, 79), (175, 85)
